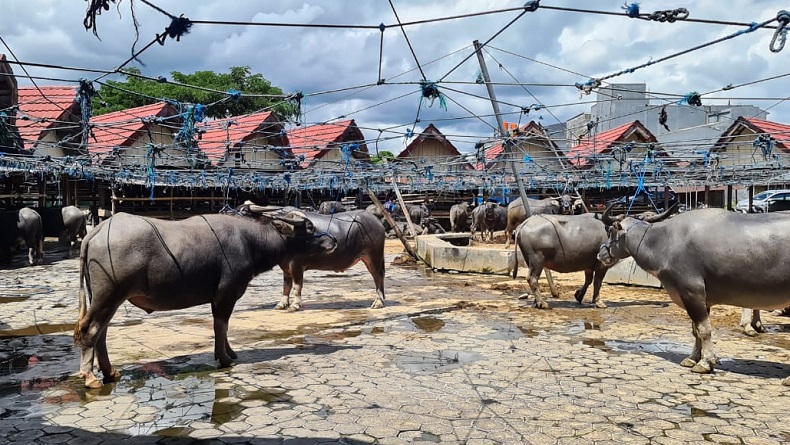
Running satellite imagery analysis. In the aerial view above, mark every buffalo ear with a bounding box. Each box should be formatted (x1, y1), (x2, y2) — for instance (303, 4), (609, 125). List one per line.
(270, 219), (295, 236)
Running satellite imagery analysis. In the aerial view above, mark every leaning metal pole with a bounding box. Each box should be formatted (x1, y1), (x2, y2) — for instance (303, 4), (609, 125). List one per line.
(473, 40), (531, 219)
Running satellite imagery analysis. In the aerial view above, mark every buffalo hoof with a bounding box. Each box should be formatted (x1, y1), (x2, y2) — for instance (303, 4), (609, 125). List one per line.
(783, 376), (790, 386)
(287, 303), (302, 312)
(680, 357), (697, 368)
(691, 360), (714, 374)
(370, 300), (385, 309)
(742, 326), (760, 337)
(534, 300), (550, 310)
(84, 373), (103, 389)
(217, 359), (235, 369)
(227, 349), (238, 360)
(103, 368), (121, 383)
(574, 290), (584, 303)
(274, 302), (289, 310)
(517, 293), (532, 300)
(594, 300), (608, 309)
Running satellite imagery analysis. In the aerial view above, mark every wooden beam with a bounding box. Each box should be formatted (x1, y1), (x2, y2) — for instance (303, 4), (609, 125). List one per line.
(366, 188), (418, 260)
(391, 178), (419, 240)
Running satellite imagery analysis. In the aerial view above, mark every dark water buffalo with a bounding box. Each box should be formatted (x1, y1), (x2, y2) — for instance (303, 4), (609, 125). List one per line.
(393, 203), (430, 225)
(421, 217), (446, 235)
(30, 205), (88, 255)
(512, 213), (610, 309)
(0, 208), (44, 265)
(239, 204), (387, 311)
(504, 195), (583, 248)
(449, 202), (471, 232)
(471, 202), (506, 242)
(597, 207), (790, 383)
(73, 210), (336, 388)
(318, 201), (346, 215)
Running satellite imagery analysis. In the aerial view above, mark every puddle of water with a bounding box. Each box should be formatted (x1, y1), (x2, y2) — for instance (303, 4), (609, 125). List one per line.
(0, 284), (55, 297)
(581, 339), (611, 352)
(369, 327), (385, 335)
(0, 353), (41, 376)
(0, 323), (75, 338)
(116, 319), (143, 327)
(419, 432), (441, 443)
(580, 339), (690, 355)
(411, 316), (445, 333)
(0, 297), (29, 304)
(393, 349), (484, 374)
(306, 329), (362, 342)
(154, 427), (194, 437)
(765, 324), (790, 333)
(481, 324), (524, 341)
(567, 319), (601, 335)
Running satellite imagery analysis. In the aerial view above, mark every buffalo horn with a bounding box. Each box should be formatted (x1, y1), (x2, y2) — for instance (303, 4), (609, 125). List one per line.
(601, 202), (617, 225)
(273, 213), (307, 227)
(248, 204), (283, 213)
(643, 202), (679, 223)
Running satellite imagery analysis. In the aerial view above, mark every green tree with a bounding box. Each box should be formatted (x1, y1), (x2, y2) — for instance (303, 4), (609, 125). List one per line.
(370, 150), (395, 164)
(94, 66), (296, 119)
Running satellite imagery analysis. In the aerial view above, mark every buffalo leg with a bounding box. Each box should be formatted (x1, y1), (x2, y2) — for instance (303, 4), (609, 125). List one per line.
(590, 269), (607, 309)
(76, 298), (123, 388)
(680, 295), (717, 374)
(740, 309), (764, 337)
(287, 268), (305, 312)
(527, 258), (550, 310)
(275, 270), (294, 310)
(361, 255), (386, 309)
(211, 301), (237, 368)
(545, 270), (559, 299)
(95, 328), (120, 384)
(574, 270), (593, 304)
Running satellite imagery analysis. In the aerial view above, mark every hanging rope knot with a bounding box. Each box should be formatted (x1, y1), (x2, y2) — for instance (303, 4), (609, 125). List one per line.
(622, 2), (641, 18)
(227, 89), (242, 100)
(575, 78), (601, 96)
(83, 0), (115, 37)
(648, 8), (689, 23)
(156, 15), (192, 45)
(419, 80), (448, 111)
(524, 0), (540, 12)
(679, 92), (702, 106)
(770, 10), (790, 53)
(753, 134), (776, 161)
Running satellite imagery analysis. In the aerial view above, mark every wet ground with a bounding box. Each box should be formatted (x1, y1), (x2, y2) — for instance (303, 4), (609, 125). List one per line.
(2, 239), (790, 444)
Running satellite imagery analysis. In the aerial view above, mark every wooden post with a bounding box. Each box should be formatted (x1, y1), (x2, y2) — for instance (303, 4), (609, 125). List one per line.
(664, 185), (670, 211)
(366, 188), (418, 260)
(170, 187), (174, 220)
(37, 180), (46, 207)
(111, 188), (117, 216)
(727, 184), (733, 210)
(391, 178), (419, 239)
(704, 185), (710, 206)
(748, 186), (754, 213)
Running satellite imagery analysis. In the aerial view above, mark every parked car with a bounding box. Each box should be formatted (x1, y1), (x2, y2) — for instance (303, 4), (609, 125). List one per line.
(735, 189), (790, 213)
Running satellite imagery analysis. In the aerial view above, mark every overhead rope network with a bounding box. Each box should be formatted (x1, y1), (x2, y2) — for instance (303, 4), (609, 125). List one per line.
(0, 1), (788, 198)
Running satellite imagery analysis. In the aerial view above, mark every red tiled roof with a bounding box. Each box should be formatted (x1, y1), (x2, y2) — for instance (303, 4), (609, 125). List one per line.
(89, 102), (178, 155)
(197, 111), (288, 162)
(16, 86), (78, 142)
(738, 117), (790, 150)
(565, 120), (656, 168)
(287, 120), (358, 167)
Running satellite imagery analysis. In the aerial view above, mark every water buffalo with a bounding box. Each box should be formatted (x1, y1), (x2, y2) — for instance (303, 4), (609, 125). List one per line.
(73, 210), (336, 388)
(504, 195), (583, 248)
(421, 217), (446, 235)
(597, 207), (790, 383)
(318, 201), (346, 214)
(449, 202), (471, 232)
(471, 202), (507, 242)
(30, 205), (88, 256)
(0, 208), (44, 265)
(238, 204), (386, 311)
(393, 202), (430, 225)
(512, 213), (611, 309)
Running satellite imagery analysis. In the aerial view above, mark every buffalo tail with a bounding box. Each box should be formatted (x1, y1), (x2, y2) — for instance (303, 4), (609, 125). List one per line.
(512, 228), (519, 279)
(74, 236), (92, 345)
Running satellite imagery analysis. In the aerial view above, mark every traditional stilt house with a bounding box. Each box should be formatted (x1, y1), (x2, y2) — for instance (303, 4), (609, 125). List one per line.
(89, 102), (185, 168)
(565, 120), (661, 170)
(478, 121), (566, 173)
(15, 86), (82, 157)
(396, 124), (472, 172)
(197, 111), (293, 171)
(287, 120), (370, 170)
(710, 116), (790, 167)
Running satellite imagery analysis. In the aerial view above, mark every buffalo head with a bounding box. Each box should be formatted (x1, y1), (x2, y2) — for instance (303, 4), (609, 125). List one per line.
(483, 202), (498, 223)
(597, 203), (678, 267)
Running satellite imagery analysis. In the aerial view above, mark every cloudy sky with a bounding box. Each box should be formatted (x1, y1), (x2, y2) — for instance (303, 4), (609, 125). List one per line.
(2, 0), (789, 155)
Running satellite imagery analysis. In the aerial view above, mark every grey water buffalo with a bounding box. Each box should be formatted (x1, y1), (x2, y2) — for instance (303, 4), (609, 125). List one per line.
(0, 208), (44, 265)
(30, 205), (88, 256)
(473, 202), (507, 242)
(449, 202), (471, 232)
(393, 202), (430, 225)
(504, 195), (583, 248)
(318, 201), (346, 214)
(512, 213), (610, 309)
(597, 207), (790, 384)
(73, 210), (336, 388)
(238, 204), (386, 311)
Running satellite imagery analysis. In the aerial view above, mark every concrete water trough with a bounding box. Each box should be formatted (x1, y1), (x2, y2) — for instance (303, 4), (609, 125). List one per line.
(415, 233), (520, 275)
(417, 232), (662, 288)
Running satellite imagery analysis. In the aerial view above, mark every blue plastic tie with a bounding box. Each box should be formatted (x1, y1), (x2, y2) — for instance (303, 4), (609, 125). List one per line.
(622, 2), (640, 18)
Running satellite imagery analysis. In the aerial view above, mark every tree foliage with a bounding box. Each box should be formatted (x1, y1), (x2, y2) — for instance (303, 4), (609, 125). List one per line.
(94, 66), (296, 119)
(370, 150), (395, 164)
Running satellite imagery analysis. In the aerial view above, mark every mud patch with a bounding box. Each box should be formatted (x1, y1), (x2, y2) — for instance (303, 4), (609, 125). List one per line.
(411, 316), (445, 333)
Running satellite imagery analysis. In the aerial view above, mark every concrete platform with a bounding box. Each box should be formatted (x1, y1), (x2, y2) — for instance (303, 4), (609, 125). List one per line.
(416, 233), (520, 275)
